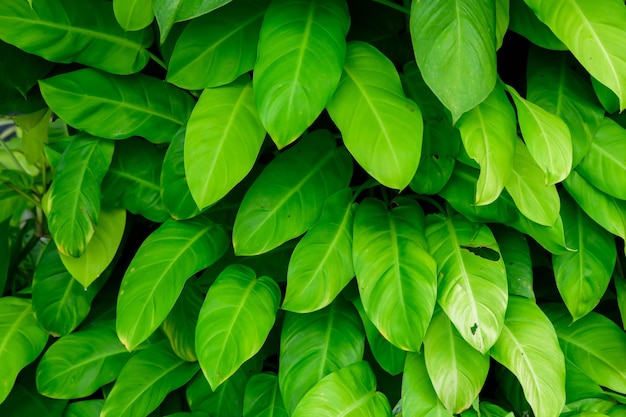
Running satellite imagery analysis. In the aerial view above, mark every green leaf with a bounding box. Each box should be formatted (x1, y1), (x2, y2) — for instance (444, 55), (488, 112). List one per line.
(291, 361), (391, 417)
(243, 373), (288, 417)
(616, 272), (626, 330)
(0, 219), (9, 296)
(403, 352), (453, 417)
(495, 0), (509, 50)
(353, 197), (437, 352)
(505, 84), (573, 185)
(254, 0), (349, 148)
(491, 226), (535, 301)
(544, 304), (626, 395)
(328, 41), (423, 190)
(43, 134), (114, 257)
(233, 130), (352, 256)
(278, 299), (364, 413)
(185, 75), (265, 209)
(113, 0), (154, 31)
(196, 264), (280, 390)
(100, 341), (199, 417)
(40, 68), (194, 144)
(424, 310), (490, 414)
(509, 0), (566, 50)
(456, 83), (517, 205)
(162, 279), (204, 362)
(167, 0), (267, 89)
(0, 297), (48, 404)
(13, 108), (52, 165)
(425, 213), (508, 353)
(524, 0), (626, 110)
(36, 322), (131, 399)
(491, 297), (566, 417)
(153, 0), (233, 43)
(0, 0), (152, 74)
(0, 375), (67, 417)
(409, 0), (497, 121)
(283, 188), (355, 313)
(480, 402), (515, 417)
(117, 216), (229, 351)
(62, 399), (104, 417)
(577, 118), (626, 200)
(591, 76), (620, 114)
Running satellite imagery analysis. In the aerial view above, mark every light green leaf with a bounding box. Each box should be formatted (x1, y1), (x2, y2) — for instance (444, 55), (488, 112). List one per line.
(117, 216), (229, 351)
(154, 0), (233, 43)
(196, 264), (280, 390)
(279, 299), (364, 413)
(243, 373), (288, 417)
(167, 0), (267, 89)
(495, 0), (509, 50)
(426, 213), (508, 353)
(43, 134), (114, 257)
(410, 0), (497, 121)
(63, 399), (104, 417)
(113, 0), (153, 31)
(100, 340), (199, 417)
(0, 0), (152, 74)
(424, 310), (490, 414)
(233, 130), (352, 256)
(291, 361), (391, 417)
(491, 225), (534, 301)
(353, 197), (437, 352)
(36, 322), (131, 399)
(509, 0), (566, 50)
(403, 352), (453, 417)
(283, 188), (355, 313)
(0, 297), (48, 404)
(505, 84), (573, 185)
(328, 41), (423, 190)
(524, 0), (626, 110)
(254, 0), (349, 148)
(577, 118), (626, 200)
(185, 75), (265, 209)
(40, 68), (194, 144)
(162, 279), (203, 362)
(12, 108), (51, 165)
(491, 297), (566, 417)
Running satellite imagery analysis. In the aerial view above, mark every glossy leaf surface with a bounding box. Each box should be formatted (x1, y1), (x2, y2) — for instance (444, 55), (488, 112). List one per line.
(153, 0), (233, 43)
(509, 0), (566, 50)
(243, 373), (288, 417)
(403, 352), (453, 417)
(113, 0), (154, 31)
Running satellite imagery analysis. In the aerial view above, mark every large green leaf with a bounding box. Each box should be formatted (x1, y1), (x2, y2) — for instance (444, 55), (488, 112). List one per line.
(491, 297), (565, 417)
(196, 264), (280, 390)
(328, 41), (423, 190)
(185, 75), (265, 209)
(167, 0), (267, 89)
(456, 83), (517, 205)
(509, 0), (566, 50)
(232, 130), (352, 256)
(424, 310), (490, 414)
(0, 297), (48, 404)
(162, 279), (203, 362)
(524, 0), (626, 110)
(283, 188), (355, 313)
(291, 361), (390, 417)
(410, 0), (497, 122)
(153, 0), (233, 43)
(577, 118), (626, 200)
(113, 0), (153, 31)
(100, 340), (199, 417)
(117, 216), (229, 351)
(254, 0), (349, 148)
(40, 69), (194, 144)
(403, 352), (453, 417)
(0, 0), (152, 75)
(425, 213), (508, 353)
(243, 373), (288, 417)
(278, 299), (364, 413)
(353, 197), (437, 352)
(36, 322), (131, 399)
(43, 134), (113, 258)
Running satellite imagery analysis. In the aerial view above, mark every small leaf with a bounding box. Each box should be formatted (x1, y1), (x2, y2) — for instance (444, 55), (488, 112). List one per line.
(243, 373), (288, 417)
(491, 225), (534, 301)
(63, 400), (104, 417)
(403, 352), (453, 417)
(196, 264), (280, 390)
(113, 0), (154, 31)
(162, 279), (204, 362)
(509, 0), (566, 50)
(153, 0), (233, 43)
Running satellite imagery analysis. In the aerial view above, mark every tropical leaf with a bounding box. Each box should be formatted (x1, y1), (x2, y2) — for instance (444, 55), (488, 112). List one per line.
(40, 68), (194, 144)
(100, 340), (199, 417)
(283, 188), (356, 313)
(0, 297), (48, 404)
(456, 83), (517, 205)
(167, 0), (267, 89)
(495, 0), (509, 50)
(36, 322), (131, 399)
(153, 0), (233, 43)
(243, 373), (288, 417)
(254, 0), (350, 148)
(278, 299), (364, 413)
(43, 134), (113, 257)
(509, 0), (566, 50)
(232, 130), (352, 256)
(291, 361), (391, 417)
(524, 0), (626, 110)
(592, 76), (620, 114)
(0, 376), (67, 417)
(185, 75), (265, 209)
(0, 0), (152, 74)
(402, 352), (453, 417)
(491, 226), (534, 301)
(113, 0), (154, 31)
(491, 297), (566, 417)
(162, 279), (204, 362)
(480, 402), (515, 417)
(63, 399), (104, 417)
(425, 213), (508, 353)
(409, 0), (497, 121)
(616, 272), (626, 330)
(328, 41), (423, 190)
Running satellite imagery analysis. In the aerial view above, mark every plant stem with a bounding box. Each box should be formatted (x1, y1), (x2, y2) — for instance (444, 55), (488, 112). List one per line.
(3, 182), (40, 208)
(148, 51), (167, 70)
(413, 194), (446, 214)
(372, 0), (410, 15)
(351, 179), (379, 201)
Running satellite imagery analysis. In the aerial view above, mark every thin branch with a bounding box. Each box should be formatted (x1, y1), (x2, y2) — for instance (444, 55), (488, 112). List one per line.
(372, 0), (410, 15)
(3, 182), (40, 208)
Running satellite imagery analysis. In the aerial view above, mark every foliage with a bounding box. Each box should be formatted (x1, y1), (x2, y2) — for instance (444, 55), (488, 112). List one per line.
(1, 0), (626, 416)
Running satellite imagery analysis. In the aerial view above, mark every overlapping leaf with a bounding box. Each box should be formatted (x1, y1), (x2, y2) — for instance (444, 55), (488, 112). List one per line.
(491, 226), (534, 300)
(162, 280), (203, 362)
(113, 0), (153, 31)
(63, 400), (104, 417)
(509, 0), (566, 50)
(403, 352), (453, 417)
(328, 41), (423, 190)
(243, 373), (288, 417)
(153, 0), (233, 43)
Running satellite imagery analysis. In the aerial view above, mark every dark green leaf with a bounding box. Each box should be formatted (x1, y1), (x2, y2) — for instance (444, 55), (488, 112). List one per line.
(508, 0), (566, 50)
(61, 399), (104, 417)
(154, 0), (233, 43)
(162, 279), (204, 362)
(243, 373), (288, 417)
(491, 225), (535, 301)
(0, 376), (67, 417)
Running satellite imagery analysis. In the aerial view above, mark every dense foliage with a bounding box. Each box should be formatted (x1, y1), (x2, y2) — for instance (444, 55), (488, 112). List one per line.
(1, 0), (626, 416)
